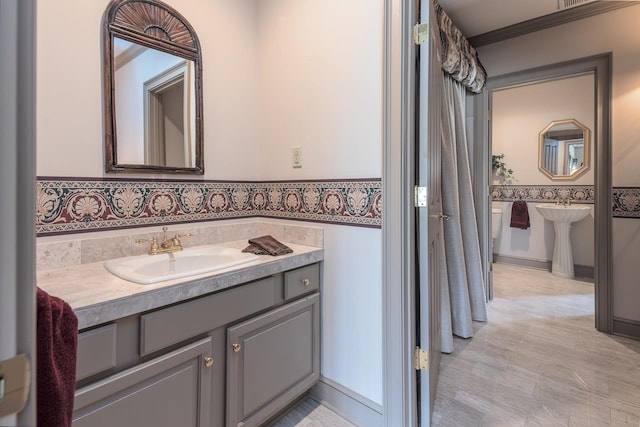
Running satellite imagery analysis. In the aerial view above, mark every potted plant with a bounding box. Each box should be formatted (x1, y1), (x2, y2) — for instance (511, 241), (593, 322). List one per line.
(492, 153), (515, 185)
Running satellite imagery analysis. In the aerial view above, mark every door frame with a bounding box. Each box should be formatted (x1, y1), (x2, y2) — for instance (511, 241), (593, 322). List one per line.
(381, 0), (422, 425)
(0, 0), (37, 425)
(472, 54), (613, 332)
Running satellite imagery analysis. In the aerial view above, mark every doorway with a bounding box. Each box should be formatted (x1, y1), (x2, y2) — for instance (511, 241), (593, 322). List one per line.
(473, 54), (612, 333)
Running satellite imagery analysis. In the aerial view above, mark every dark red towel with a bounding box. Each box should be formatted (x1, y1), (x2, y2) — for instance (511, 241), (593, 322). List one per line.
(37, 287), (78, 427)
(510, 200), (530, 230)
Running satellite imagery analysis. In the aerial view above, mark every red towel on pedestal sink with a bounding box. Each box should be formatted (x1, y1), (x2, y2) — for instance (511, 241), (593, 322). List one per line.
(510, 200), (530, 230)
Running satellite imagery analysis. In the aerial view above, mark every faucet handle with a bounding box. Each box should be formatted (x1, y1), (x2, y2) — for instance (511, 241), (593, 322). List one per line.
(135, 237), (159, 254)
(172, 232), (192, 246)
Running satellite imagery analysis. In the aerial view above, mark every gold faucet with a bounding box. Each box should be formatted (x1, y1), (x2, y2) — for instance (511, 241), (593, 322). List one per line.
(555, 197), (572, 207)
(136, 226), (192, 255)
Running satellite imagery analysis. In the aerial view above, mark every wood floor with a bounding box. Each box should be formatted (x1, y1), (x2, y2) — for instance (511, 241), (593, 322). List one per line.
(277, 263), (640, 426)
(272, 397), (355, 426)
(432, 263), (640, 427)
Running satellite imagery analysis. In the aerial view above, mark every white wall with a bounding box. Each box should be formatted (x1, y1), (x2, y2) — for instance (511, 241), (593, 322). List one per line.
(37, 0), (260, 180)
(492, 75), (594, 185)
(491, 75), (595, 267)
(255, 0), (382, 179)
(37, 0), (384, 407)
(478, 4), (640, 321)
(255, 0), (384, 405)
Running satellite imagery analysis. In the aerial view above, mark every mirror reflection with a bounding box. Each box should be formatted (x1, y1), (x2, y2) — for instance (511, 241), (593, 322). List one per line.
(113, 38), (197, 168)
(538, 119), (590, 180)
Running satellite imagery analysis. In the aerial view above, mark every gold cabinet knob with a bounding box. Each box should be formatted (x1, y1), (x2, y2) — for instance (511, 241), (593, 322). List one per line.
(232, 343), (241, 353)
(302, 279), (310, 287)
(204, 357), (214, 368)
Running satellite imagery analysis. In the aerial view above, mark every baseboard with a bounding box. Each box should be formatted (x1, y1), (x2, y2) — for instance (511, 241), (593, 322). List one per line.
(493, 254), (594, 280)
(310, 378), (383, 427)
(612, 317), (640, 340)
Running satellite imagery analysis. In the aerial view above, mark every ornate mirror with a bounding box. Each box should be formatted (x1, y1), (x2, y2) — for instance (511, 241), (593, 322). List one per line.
(538, 119), (590, 180)
(103, 0), (203, 174)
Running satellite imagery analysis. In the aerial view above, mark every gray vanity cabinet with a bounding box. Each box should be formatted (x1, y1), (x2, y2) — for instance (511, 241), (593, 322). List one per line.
(72, 262), (321, 427)
(73, 337), (212, 427)
(226, 293), (320, 427)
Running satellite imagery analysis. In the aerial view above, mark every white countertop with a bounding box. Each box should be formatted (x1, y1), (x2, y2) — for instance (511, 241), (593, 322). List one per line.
(37, 240), (323, 330)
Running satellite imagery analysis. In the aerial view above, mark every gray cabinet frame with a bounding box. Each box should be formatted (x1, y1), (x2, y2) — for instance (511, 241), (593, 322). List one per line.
(226, 294), (320, 427)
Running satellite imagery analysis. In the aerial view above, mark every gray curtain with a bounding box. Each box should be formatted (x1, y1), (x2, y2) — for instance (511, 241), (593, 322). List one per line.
(440, 72), (487, 353)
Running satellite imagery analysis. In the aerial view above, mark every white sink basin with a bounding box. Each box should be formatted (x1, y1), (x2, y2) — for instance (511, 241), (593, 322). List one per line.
(535, 204), (591, 279)
(535, 204), (591, 223)
(104, 245), (260, 284)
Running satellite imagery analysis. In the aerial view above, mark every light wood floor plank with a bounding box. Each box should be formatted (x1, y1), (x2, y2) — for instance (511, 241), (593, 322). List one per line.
(276, 263), (640, 426)
(433, 263), (640, 427)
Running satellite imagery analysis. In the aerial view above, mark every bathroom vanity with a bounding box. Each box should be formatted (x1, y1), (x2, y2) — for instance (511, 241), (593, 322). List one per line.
(37, 241), (323, 427)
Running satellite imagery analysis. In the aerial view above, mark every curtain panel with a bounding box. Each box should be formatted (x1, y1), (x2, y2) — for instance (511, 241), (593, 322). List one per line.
(434, 2), (486, 94)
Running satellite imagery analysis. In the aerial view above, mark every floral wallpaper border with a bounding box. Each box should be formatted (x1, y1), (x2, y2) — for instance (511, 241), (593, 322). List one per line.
(492, 185), (640, 218)
(613, 187), (640, 218)
(36, 177), (382, 236)
(491, 185), (595, 204)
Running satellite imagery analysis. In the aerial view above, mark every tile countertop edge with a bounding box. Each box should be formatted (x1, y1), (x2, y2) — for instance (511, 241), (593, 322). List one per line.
(36, 241), (324, 330)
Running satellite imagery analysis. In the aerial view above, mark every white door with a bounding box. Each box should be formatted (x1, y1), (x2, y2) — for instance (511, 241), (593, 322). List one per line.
(0, 1), (37, 425)
(415, 0), (443, 424)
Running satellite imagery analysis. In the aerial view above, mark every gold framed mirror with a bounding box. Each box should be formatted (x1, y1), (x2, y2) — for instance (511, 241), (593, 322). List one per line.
(538, 119), (590, 180)
(103, 0), (203, 174)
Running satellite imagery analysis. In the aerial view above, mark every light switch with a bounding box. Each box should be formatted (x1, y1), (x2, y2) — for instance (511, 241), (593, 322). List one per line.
(292, 146), (302, 169)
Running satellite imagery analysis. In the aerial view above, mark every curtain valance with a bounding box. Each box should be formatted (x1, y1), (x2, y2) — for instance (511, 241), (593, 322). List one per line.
(435, 2), (486, 93)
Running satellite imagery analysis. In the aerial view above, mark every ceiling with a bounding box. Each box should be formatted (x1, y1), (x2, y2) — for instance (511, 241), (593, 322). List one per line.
(438, 0), (639, 38)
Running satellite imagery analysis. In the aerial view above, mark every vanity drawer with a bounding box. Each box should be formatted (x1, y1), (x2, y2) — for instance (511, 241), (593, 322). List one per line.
(140, 276), (279, 356)
(284, 263), (320, 301)
(76, 324), (117, 381)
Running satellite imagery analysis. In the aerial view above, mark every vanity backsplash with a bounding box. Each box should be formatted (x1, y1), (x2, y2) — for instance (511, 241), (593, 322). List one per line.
(37, 221), (323, 271)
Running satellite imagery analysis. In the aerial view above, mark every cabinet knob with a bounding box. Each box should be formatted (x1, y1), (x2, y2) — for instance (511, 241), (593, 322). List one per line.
(204, 357), (214, 368)
(302, 279), (310, 287)
(232, 343), (241, 353)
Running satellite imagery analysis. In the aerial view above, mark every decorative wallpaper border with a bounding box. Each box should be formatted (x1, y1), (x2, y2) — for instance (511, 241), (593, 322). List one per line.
(36, 177), (382, 236)
(613, 187), (640, 218)
(492, 185), (640, 219)
(491, 185), (594, 204)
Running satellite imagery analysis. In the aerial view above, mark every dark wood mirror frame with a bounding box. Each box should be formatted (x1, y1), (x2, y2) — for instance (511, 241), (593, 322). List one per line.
(103, 0), (204, 174)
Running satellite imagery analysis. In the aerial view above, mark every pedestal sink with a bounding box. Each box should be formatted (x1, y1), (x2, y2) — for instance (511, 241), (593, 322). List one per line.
(535, 204), (592, 278)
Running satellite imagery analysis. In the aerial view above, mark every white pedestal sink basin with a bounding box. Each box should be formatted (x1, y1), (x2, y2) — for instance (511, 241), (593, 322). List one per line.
(535, 204), (591, 278)
(104, 245), (260, 284)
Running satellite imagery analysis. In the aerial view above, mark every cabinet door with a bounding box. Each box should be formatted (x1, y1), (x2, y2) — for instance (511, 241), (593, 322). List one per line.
(227, 293), (320, 427)
(73, 337), (213, 427)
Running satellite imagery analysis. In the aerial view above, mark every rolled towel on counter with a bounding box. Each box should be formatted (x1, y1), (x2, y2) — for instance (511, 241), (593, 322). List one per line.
(510, 200), (530, 230)
(242, 235), (293, 256)
(37, 287), (78, 427)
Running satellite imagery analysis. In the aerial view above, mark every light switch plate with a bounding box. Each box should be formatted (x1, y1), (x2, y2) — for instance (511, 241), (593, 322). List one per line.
(292, 146), (302, 168)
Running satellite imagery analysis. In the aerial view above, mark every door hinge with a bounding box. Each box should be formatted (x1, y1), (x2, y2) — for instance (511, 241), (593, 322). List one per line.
(413, 23), (428, 45)
(414, 186), (427, 208)
(414, 347), (428, 371)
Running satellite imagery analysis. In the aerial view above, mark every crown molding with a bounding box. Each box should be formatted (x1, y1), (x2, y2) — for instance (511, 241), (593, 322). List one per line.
(469, 1), (637, 47)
